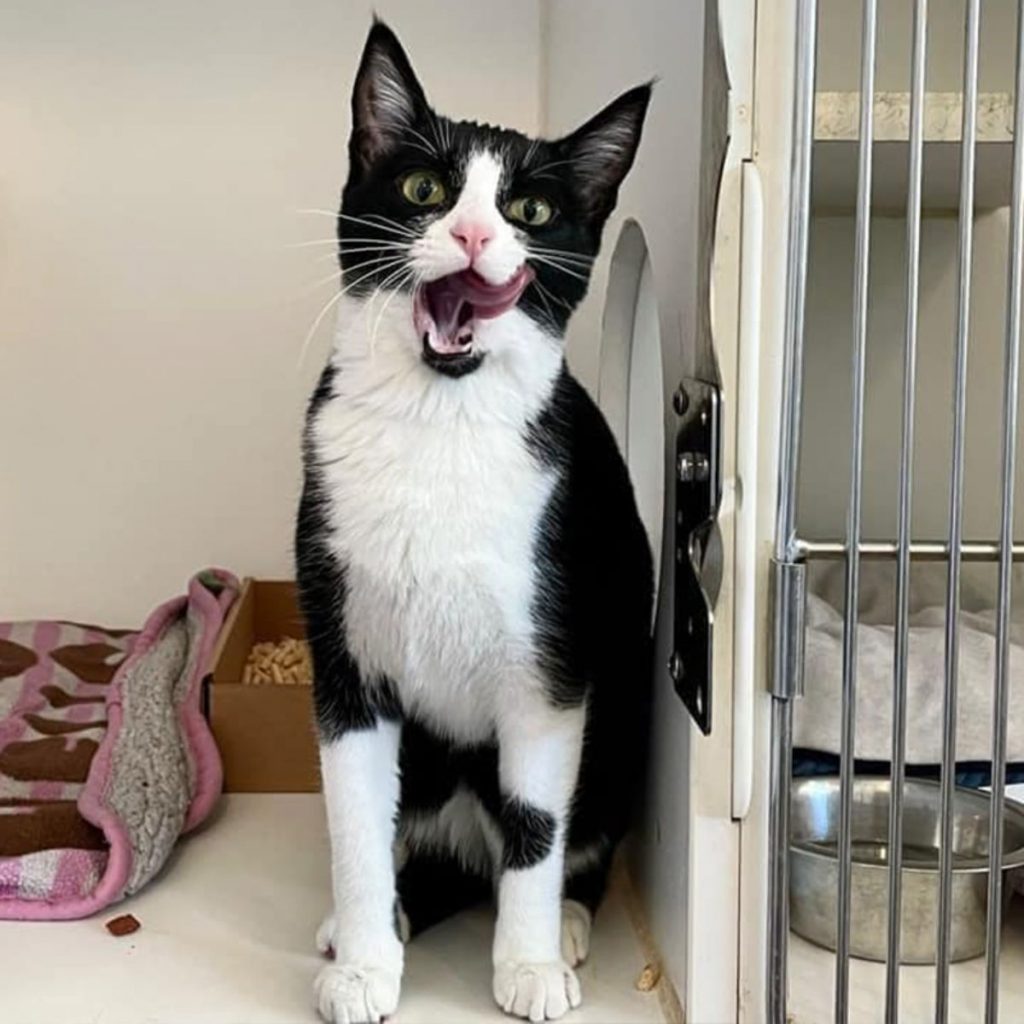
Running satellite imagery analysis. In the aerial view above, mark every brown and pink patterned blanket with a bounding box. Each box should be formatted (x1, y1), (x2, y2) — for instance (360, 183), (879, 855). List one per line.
(0, 570), (237, 919)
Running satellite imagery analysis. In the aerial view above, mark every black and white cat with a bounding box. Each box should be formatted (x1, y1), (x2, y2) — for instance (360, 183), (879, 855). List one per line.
(295, 21), (654, 1024)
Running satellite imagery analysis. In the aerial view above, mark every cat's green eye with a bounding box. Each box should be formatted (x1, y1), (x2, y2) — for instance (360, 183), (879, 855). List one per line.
(399, 170), (447, 206)
(504, 195), (554, 227)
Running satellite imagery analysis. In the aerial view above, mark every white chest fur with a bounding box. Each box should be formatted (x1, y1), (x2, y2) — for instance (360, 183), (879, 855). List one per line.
(311, 303), (562, 742)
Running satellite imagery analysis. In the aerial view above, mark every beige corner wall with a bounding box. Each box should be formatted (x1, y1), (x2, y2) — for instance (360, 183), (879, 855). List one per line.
(541, 0), (703, 1004)
(0, 0), (541, 623)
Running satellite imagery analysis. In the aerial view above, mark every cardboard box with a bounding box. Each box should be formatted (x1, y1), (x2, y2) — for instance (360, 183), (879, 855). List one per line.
(207, 579), (320, 792)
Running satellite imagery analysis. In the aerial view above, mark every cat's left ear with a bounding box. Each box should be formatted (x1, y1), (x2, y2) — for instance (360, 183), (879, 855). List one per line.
(349, 20), (429, 176)
(561, 82), (653, 221)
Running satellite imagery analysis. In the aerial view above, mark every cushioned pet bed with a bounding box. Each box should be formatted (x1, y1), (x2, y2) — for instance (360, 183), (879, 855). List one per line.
(0, 570), (236, 919)
(796, 561), (1024, 778)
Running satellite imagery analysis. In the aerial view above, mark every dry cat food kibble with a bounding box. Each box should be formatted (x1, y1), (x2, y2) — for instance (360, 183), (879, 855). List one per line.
(105, 913), (141, 937)
(242, 637), (313, 686)
(635, 962), (661, 992)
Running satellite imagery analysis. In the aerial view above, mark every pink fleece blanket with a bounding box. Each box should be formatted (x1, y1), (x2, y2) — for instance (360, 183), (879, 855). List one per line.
(0, 570), (237, 919)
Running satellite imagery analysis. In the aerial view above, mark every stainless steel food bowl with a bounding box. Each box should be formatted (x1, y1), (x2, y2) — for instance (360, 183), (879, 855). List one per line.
(790, 776), (1024, 963)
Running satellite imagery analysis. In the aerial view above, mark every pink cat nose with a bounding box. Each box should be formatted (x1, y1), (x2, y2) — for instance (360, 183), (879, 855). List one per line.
(450, 221), (493, 261)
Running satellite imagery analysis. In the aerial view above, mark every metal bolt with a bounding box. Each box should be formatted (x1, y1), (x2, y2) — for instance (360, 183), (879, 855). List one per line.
(669, 652), (685, 682)
(677, 452), (710, 483)
(672, 387), (688, 416)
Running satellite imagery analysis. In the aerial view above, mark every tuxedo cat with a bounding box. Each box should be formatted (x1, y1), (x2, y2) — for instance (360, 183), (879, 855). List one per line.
(296, 20), (653, 1023)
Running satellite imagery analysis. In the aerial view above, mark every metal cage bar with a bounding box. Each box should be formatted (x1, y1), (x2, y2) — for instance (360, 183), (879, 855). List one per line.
(775, 0), (819, 567)
(770, 1), (1023, 1020)
(884, 2), (928, 1019)
(768, 2), (818, 1021)
(936, 3), (981, 1018)
(834, 2), (877, 1020)
(984, 4), (1024, 1020)
(798, 539), (1024, 561)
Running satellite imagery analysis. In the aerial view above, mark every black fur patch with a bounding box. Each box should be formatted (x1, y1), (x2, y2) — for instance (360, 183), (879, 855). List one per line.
(500, 797), (556, 870)
(295, 365), (401, 740)
(397, 851), (492, 937)
(564, 848), (615, 914)
(420, 337), (486, 378)
(525, 365), (655, 709)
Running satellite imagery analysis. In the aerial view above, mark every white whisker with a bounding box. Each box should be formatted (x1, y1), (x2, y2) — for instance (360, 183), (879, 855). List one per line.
(528, 157), (577, 177)
(287, 239), (344, 249)
(288, 237), (413, 250)
(297, 254), (410, 300)
(528, 250), (594, 268)
(297, 290), (344, 371)
(297, 267), (343, 297)
(357, 212), (419, 238)
(528, 256), (590, 284)
(338, 212), (417, 239)
(405, 126), (440, 157)
(369, 267), (417, 357)
(337, 245), (411, 257)
(303, 247), (409, 268)
(534, 278), (573, 311)
(528, 245), (594, 261)
(295, 254), (414, 369)
(529, 279), (558, 328)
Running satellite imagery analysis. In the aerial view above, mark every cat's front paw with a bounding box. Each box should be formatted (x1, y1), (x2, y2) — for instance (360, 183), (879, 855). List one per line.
(316, 912), (336, 956)
(314, 962), (401, 1024)
(493, 960), (582, 1022)
(560, 900), (592, 968)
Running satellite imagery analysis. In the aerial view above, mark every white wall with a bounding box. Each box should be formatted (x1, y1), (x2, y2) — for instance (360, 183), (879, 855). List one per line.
(0, 0), (540, 623)
(799, 211), (1024, 544)
(542, 0), (704, 1004)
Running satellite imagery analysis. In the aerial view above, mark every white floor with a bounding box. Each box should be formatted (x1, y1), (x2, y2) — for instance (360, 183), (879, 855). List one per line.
(789, 897), (1024, 1023)
(0, 795), (663, 1024)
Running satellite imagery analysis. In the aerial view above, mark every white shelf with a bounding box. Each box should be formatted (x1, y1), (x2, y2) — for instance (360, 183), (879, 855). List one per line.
(813, 91), (1014, 210)
(0, 795), (665, 1024)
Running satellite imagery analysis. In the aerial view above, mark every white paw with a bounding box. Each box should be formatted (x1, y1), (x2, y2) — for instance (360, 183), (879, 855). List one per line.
(314, 962), (401, 1024)
(493, 960), (582, 1022)
(560, 900), (592, 968)
(316, 913), (336, 956)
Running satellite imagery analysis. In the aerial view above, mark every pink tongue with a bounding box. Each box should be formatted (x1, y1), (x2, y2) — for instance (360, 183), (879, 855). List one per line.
(421, 267), (534, 350)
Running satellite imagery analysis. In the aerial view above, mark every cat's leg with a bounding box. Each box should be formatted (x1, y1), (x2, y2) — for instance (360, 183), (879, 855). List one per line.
(491, 695), (585, 1022)
(561, 844), (613, 967)
(316, 720), (403, 1024)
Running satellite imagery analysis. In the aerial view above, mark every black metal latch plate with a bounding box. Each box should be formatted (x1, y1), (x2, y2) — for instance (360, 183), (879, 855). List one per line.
(670, 378), (723, 735)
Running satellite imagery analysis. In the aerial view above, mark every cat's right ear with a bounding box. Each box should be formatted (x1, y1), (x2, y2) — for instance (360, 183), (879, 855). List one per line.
(349, 20), (428, 176)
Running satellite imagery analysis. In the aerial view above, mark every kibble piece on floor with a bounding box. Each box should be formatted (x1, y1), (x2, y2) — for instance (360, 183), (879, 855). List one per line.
(105, 913), (141, 937)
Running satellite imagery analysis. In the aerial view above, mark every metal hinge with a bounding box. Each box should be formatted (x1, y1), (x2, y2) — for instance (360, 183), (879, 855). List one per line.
(769, 557), (807, 700)
(669, 378), (723, 734)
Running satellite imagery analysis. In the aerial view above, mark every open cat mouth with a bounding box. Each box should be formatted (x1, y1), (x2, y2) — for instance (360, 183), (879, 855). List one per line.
(414, 266), (534, 374)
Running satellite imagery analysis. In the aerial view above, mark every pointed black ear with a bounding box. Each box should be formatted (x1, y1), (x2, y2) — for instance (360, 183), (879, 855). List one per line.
(561, 83), (653, 220)
(349, 20), (428, 175)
